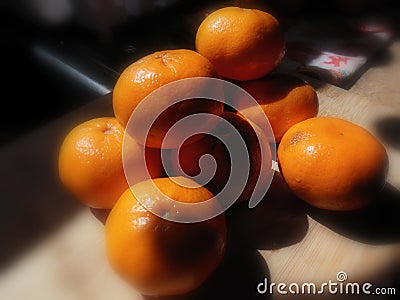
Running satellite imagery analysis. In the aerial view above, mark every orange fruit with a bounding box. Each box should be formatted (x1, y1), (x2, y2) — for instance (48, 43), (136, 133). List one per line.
(58, 117), (164, 209)
(167, 133), (230, 197)
(168, 112), (272, 203)
(105, 177), (227, 296)
(238, 74), (319, 142)
(278, 117), (388, 211)
(195, 7), (285, 81)
(167, 133), (222, 179)
(210, 112), (272, 202)
(112, 49), (223, 148)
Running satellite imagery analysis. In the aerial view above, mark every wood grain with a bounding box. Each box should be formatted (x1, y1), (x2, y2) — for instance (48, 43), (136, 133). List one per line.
(0, 77), (399, 300)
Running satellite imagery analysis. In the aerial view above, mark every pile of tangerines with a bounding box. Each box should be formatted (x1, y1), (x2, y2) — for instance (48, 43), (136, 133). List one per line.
(58, 7), (388, 297)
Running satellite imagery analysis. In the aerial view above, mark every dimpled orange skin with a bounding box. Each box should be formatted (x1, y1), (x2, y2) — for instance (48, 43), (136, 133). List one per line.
(278, 117), (388, 211)
(58, 117), (127, 209)
(195, 7), (285, 81)
(105, 177), (227, 296)
(112, 49), (220, 129)
(58, 117), (163, 209)
(239, 74), (319, 142)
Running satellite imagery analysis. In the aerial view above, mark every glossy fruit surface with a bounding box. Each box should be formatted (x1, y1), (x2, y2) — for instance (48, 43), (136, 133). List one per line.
(105, 177), (227, 296)
(278, 117), (387, 210)
(239, 74), (318, 142)
(196, 7), (285, 81)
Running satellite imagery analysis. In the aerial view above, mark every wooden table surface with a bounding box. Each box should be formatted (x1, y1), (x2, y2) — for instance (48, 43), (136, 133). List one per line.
(0, 42), (399, 300)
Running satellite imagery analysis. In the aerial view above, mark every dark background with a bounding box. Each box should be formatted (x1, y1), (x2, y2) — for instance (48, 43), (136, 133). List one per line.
(1, 0), (399, 145)
(0, 1), (399, 295)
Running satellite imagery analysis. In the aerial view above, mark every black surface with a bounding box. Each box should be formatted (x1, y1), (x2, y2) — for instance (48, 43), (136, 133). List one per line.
(1, 0), (399, 145)
(0, 0), (208, 146)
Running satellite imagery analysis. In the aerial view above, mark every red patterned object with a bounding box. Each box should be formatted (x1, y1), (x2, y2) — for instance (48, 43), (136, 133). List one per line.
(282, 18), (394, 87)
